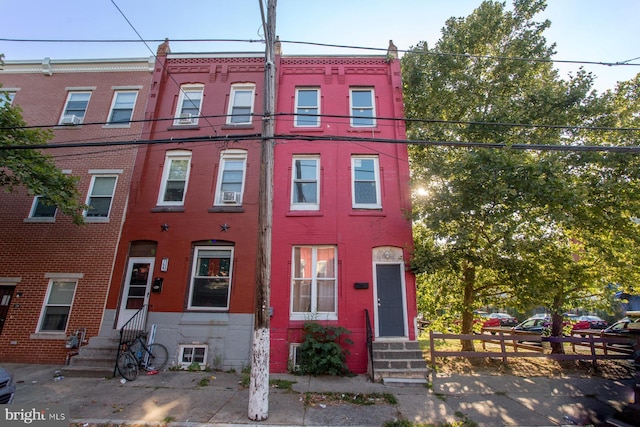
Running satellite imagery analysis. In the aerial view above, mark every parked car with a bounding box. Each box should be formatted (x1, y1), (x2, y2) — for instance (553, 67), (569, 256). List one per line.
(572, 315), (608, 331)
(482, 312), (518, 328)
(513, 316), (550, 334)
(0, 366), (16, 404)
(602, 317), (640, 335)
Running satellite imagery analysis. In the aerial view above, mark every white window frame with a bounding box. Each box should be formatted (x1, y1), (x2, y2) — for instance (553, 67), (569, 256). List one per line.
(1, 88), (18, 106)
(290, 155), (320, 210)
(107, 90), (138, 125)
(37, 278), (78, 332)
(174, 84), (203, 126)
(178, 344), (209, 370)
(349, 88), (376, 127)
(60, 91), (92, 124)
(29, 196), (57, 221)
(351, 155), (382, 209)
(157, 150), (192, 206)
(188, 246), (234, 311)
(214, 149), (247, 206)
(84, 174), (118, 220)
(290, 245), (338, 321)
(295, 88), (320, 127)
(226, 83), (255, 125)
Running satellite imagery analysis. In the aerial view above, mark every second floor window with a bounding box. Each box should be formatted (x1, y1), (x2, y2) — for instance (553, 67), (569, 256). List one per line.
(30, 196), (57, 219)
(1, 90), (16, 107)
(291, 156), (320, 210)
(85, 175), (117, 218)
(350, 88), (375, 127)
(108, 91), (138, 124)
(227, 84), (255, 125)
(215, 150), (247, 205)
(351, 155), (381, 209)
(295, 88), (320, 127)
(174, 85), (203, 125)
(60, 91), (91, 125)
(158, 150), (192, 206)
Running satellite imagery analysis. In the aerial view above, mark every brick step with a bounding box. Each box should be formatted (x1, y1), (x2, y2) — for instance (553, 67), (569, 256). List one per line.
(373, 359), (427, 370)
(372, 349), (424, 360)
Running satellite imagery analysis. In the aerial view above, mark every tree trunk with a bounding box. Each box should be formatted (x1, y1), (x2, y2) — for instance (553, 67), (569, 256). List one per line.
(460, 262), (475, 352)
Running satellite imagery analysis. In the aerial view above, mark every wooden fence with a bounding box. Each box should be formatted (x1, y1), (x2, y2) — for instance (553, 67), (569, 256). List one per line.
(429, 329), (636, 365)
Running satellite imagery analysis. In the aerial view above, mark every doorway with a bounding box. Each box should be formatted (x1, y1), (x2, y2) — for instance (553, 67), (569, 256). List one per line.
(373, 247), (407, 338)
(116, 257), (155, 329)
(0, 286), (15, 335)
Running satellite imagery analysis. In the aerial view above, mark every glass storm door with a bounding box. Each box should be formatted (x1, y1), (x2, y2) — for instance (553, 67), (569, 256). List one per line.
(0, 286), (15, 335)
(117, 257), (154, 329)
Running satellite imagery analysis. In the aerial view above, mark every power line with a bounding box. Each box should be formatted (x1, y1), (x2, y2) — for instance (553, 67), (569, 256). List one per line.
(1, 132), (638, 154)
(2, 37), (638, 69)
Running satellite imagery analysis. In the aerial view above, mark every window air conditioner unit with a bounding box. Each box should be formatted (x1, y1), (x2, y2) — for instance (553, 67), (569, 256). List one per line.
(222, 191), (239, 203)
(178, 113), (195, 124)
(61, 115), (81, 125)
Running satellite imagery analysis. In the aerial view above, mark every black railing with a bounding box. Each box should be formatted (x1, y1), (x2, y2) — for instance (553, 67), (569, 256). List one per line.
(113, 304), (148, 377)
(365, 309), (374, 381)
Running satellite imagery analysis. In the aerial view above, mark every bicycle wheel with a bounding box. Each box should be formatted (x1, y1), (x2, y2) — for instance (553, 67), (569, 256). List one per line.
(117, 352), (139, 381)
(143, 343), (168, 371)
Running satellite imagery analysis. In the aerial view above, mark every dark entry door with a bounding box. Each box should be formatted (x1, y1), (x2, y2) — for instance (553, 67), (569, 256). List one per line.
(0, 286), (15, 335)
(376, 264), (405, 337)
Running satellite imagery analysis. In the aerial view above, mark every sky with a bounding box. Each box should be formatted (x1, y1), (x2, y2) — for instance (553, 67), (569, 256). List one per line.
(2, 0), (639, 93)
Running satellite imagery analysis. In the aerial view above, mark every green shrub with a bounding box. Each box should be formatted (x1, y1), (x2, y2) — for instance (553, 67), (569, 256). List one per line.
(297, 321), (353, 376)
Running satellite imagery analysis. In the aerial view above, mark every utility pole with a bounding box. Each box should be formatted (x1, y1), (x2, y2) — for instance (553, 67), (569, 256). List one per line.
(248, 0), (276, 421)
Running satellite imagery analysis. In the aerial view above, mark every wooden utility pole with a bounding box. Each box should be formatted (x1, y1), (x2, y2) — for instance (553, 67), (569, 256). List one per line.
(248, 0), (276, 421)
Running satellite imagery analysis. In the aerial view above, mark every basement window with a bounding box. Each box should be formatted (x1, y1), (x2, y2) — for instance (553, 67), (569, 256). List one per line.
(178, 344), (208, 370)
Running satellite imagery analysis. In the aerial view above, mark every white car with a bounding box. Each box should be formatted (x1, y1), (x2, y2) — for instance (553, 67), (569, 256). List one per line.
(0, 367), (16, 404)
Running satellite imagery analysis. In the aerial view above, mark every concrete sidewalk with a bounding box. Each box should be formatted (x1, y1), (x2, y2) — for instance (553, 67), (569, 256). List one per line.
(3, 363), (637, 426)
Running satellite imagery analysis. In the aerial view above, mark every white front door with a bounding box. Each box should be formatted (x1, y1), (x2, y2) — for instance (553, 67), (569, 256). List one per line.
(116, 257), (155, 329)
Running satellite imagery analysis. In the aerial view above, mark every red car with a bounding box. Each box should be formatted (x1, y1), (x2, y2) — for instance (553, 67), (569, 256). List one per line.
(572, 315), (608, 331)
(482, 312), (518, 328)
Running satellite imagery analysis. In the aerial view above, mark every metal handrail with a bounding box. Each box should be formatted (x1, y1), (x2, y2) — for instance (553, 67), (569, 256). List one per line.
(113, 304), (148, 377)
(365, 309), (374, 381)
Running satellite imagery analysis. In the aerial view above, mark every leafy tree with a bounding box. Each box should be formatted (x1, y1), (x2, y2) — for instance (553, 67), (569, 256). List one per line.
(1, 87), (86, 224)
(402, 0), (640, 352)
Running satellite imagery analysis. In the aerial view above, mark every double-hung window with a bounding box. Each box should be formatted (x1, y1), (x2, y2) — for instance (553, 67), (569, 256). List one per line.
(350, 88), (375, 127)
(291, 155), (320, 210)
(291, 246), (337, 320)
(158, 150), (191, 206)
(1, 89), (17, 107)
(295, 88), (320, 127)
(60, 91), (92, 124)
(38, 278), (77, 332)
(351, 155), (381, 209)
(174, 85), (203, 125)
(30, 196), (57, 220)
(227, 84), (255, 125)
(107, 90), (138, 124)
(85, 174), (118, 219)
(188, 246), (234, 310)
(215, 150), (247, 205)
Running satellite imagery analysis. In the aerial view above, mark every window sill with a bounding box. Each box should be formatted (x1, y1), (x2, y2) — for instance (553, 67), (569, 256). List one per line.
(209, 206), (244, 213)
(290, 313), (338, 322)
(167, 125), (200, 130)
(221, 124), (254, 130)
(347, 127), (378, 133)
(102, 123), (131, 129)
(349, 209), (386, 217)
(24, 217), (56, 223)
(30, 332), (66, 340)
(151, 206), (185, 213)
(288, 127), (324, 133)
(286, 210), (323, 217)
(85, 217), (110, 223)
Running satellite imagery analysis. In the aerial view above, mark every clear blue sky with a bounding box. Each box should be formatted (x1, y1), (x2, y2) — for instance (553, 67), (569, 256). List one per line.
(2, 0), (638, 92)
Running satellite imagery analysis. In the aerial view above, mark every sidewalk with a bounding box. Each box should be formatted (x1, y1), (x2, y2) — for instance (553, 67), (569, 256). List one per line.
(3, 363), (637, 427)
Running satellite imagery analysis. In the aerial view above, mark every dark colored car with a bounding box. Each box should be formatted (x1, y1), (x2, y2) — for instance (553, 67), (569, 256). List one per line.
(0, 366), (16, 404)
(572, 315), (608, 331)
(482, 312), (518, 328)
(513, 316), (550, 333)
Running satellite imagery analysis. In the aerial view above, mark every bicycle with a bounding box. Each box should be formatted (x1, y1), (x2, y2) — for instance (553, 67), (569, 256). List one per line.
(116, 333), (168, 381)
